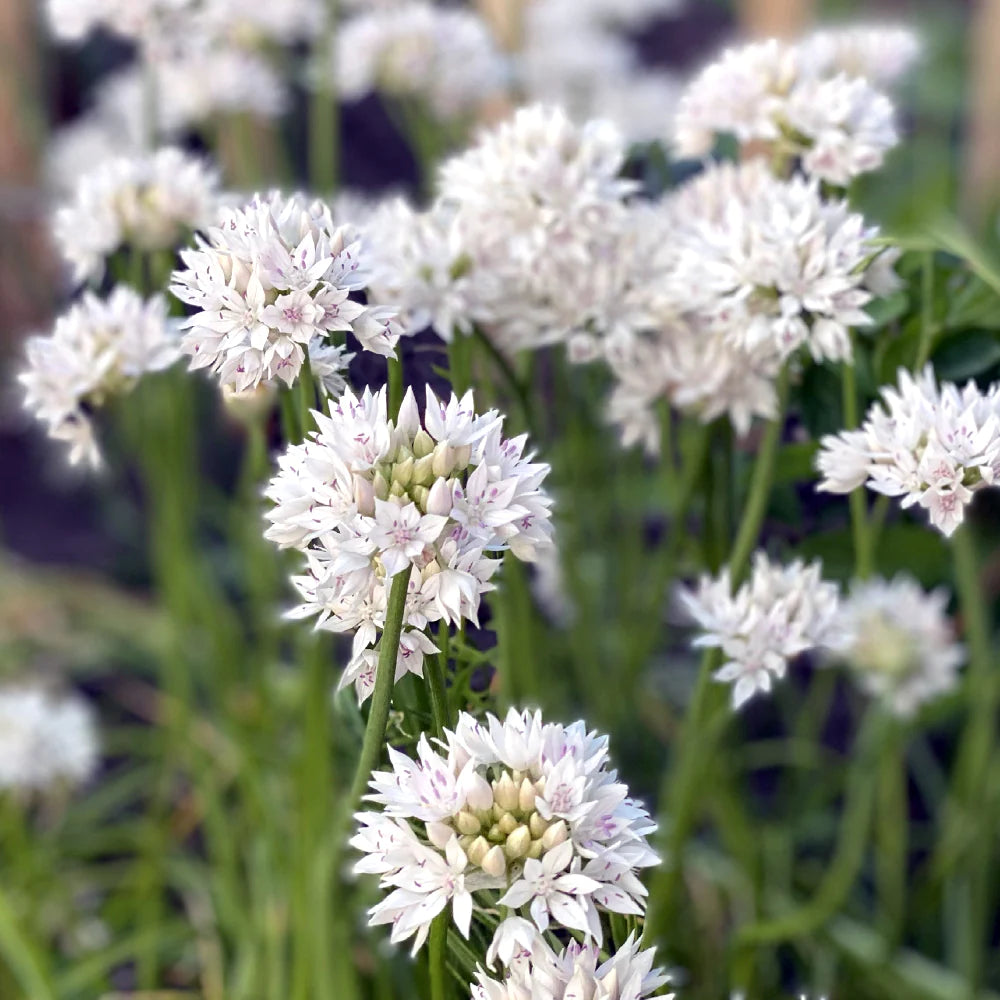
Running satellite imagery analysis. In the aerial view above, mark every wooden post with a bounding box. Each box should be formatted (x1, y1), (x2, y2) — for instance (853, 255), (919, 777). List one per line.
(963, 0), (1000, 224)
(737, 0), (816, 39)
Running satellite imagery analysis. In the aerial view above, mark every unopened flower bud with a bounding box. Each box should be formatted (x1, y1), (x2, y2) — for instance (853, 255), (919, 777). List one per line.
(431, 442), (455, 478)
(528, 813), (548, 839)
(453, 444), (471, 469)
(494, 773), (519, 812)
(526, 839), (544, 859)
(412, 485), (430, 509)
(425, 477), (453, 517)
(498, 812), (519, 836)
(518, 777), (537, 813)
(465, 771), (494, 811)
(488, 823), (503, 842)
(426, 821), (453, 849)
(373, 470), (390, 501)
(354, 474), (375, 516)
(504, 825), (532, 860)
(413, 453), (435, 485)
(455, 811), (481, 836)
(467, 836), (491, 867)
(541, 820), (568, 850)
(392, 455), (414, 488)
(412, 429), (435, 458)
(481, 845), (507, 878)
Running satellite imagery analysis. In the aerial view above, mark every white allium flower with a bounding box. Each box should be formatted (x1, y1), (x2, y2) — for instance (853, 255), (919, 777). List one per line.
(817, 366), (1000, 536)
(46, 115), (143, 195)
(673, 37), (900, 184)
(171, 191), (400, 392)
(351, 709), (658, 952)
(671, 160), (893, 365)
(332, 3), (506, 119)
(53, 147), (221, 284)
(19, 288), (180, 467)
(0, 684), (99, 792)
(680, 553), (841, 710)
(472, 933), (673, 1000)
(827, 575), (964, 717)
(436, 104), (634, 352)
(44, 0), (191, 44)
(797, 25), (921, 85)
(264, 386), (554, 701)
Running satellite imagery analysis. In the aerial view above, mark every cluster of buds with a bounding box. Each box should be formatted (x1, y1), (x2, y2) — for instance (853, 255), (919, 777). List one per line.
(446, 768), (568, 877)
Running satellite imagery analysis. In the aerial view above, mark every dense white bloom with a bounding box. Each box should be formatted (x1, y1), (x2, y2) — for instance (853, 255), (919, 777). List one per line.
(351, 708), (658, 951)
(0, 684), (99, 792)
(817, 367), (1000, 536)
(19, 288), (180, 467)
(797, 26), (921, 85)
(473, 934), (672, 1000)
(436, 104), (634, 352)
(171, 190), (400, 392)
(674, 37), (900, 184)
(827, 576), (964, 717)
(333, 3), (506, 119)
(264, 385), (553, 700)
(44, 0), (190, 44)
(670, 161), (894, 364)
(680, 553), (841, 709)
(53, 147), (221, 284)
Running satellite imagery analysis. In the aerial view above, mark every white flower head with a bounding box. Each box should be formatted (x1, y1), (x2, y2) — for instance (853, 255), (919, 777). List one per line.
(0, 683), (99, 792)
(817, 366), (1000, 536)
(332, 2), (506, 119)
(19, 287), (181, 467)
(265, 385), (554, 701)
(472, 933), (673, 1000)
(171, 190), (403, 392)
(52, 147), (221, 285)
(826, 575), (965, 717)
(674, 36), (901, 184)
(352, 709), (658, 952)
(435, 104), (635, 353)
(681, 553), (841, 709)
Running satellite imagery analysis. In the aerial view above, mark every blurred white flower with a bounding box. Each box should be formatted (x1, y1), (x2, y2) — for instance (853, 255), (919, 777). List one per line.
(171, 190), (400, 392)
(0, 684), (99, 792)
(472, 933), (672, 1000)
(674, 35), (903, 184)
(332, 3), (506, 119)
(797, 25), (921, 85)
(352, 708), (657, 951)
(817, 366), (1000, 537)
(681, 554), (841, 709)
(53, 147), (221, 284)
(827, 575), (964, 717)
(264, 385), (554, 701)
(19, 288), (180, 467)
(436, 104), (634, 353)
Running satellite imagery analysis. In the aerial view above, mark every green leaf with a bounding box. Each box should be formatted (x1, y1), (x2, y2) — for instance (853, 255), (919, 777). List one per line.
(931, 329), (1000, 381)
(798, 364), (844, 439)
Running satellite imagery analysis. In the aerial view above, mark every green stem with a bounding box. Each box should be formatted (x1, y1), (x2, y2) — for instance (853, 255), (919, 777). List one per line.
(471, 326), (538, 439)
(0, 883), (55, 1000)
(842, 357), (873, 579)
(388, 354), (404, 420)
(915, 251), (936, 370)
(428, 913), (449, 1000)
(876, 720), (907, 951)
(728, 366), (790, 588)
(309, 0), (339, 192)
(734, 710), (886, 955)
(448, 334), (471, 394)
(425, 645), (450, 739)
(347, 571), (411, 808)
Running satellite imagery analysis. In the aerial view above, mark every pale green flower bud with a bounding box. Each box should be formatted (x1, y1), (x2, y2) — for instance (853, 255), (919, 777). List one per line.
(413, 453), (435, 485)
(392, 455), (414, 488)
(494, 773), (519, 812)
(389, 480), (407, 499)
(453, 444), (471, 470)
(481, 845), (507, 878)
(412, 429), (435, 458)
(526, 839), (544, 859)
(425, 477), (453, 517)
(373, 470), (390, 501)
(528, 812), (548, 839)
(455, 811), (481, 836)
(412, 485), (430, 510)
(504, 825), (532, 860)
(487, 823), (503, 843)
(467, 835), (491, 867)
(498, 812), (519, 836)
(518, 777), (537, 813)
(431, 442), (454, 478)
(541, 820), (568, 850)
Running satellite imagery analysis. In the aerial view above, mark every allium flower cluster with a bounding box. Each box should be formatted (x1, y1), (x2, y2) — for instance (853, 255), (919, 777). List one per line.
(827, 576), (964, 717)
(333, 2), (506, 119)
(473, 934), (672, 1000)
(19, 288), (180, 467)
(674, 32), (906, 184)
(264, 386), (553, 700)
(817, 366), (1000, 536)
(681, 553), (840, 709)
(171, 191), (401, 392)
(435, 105), (634, 352)
(0, 684), (99, 792)
(351, 709), (657, 951)
(53, 147), (221, 284)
